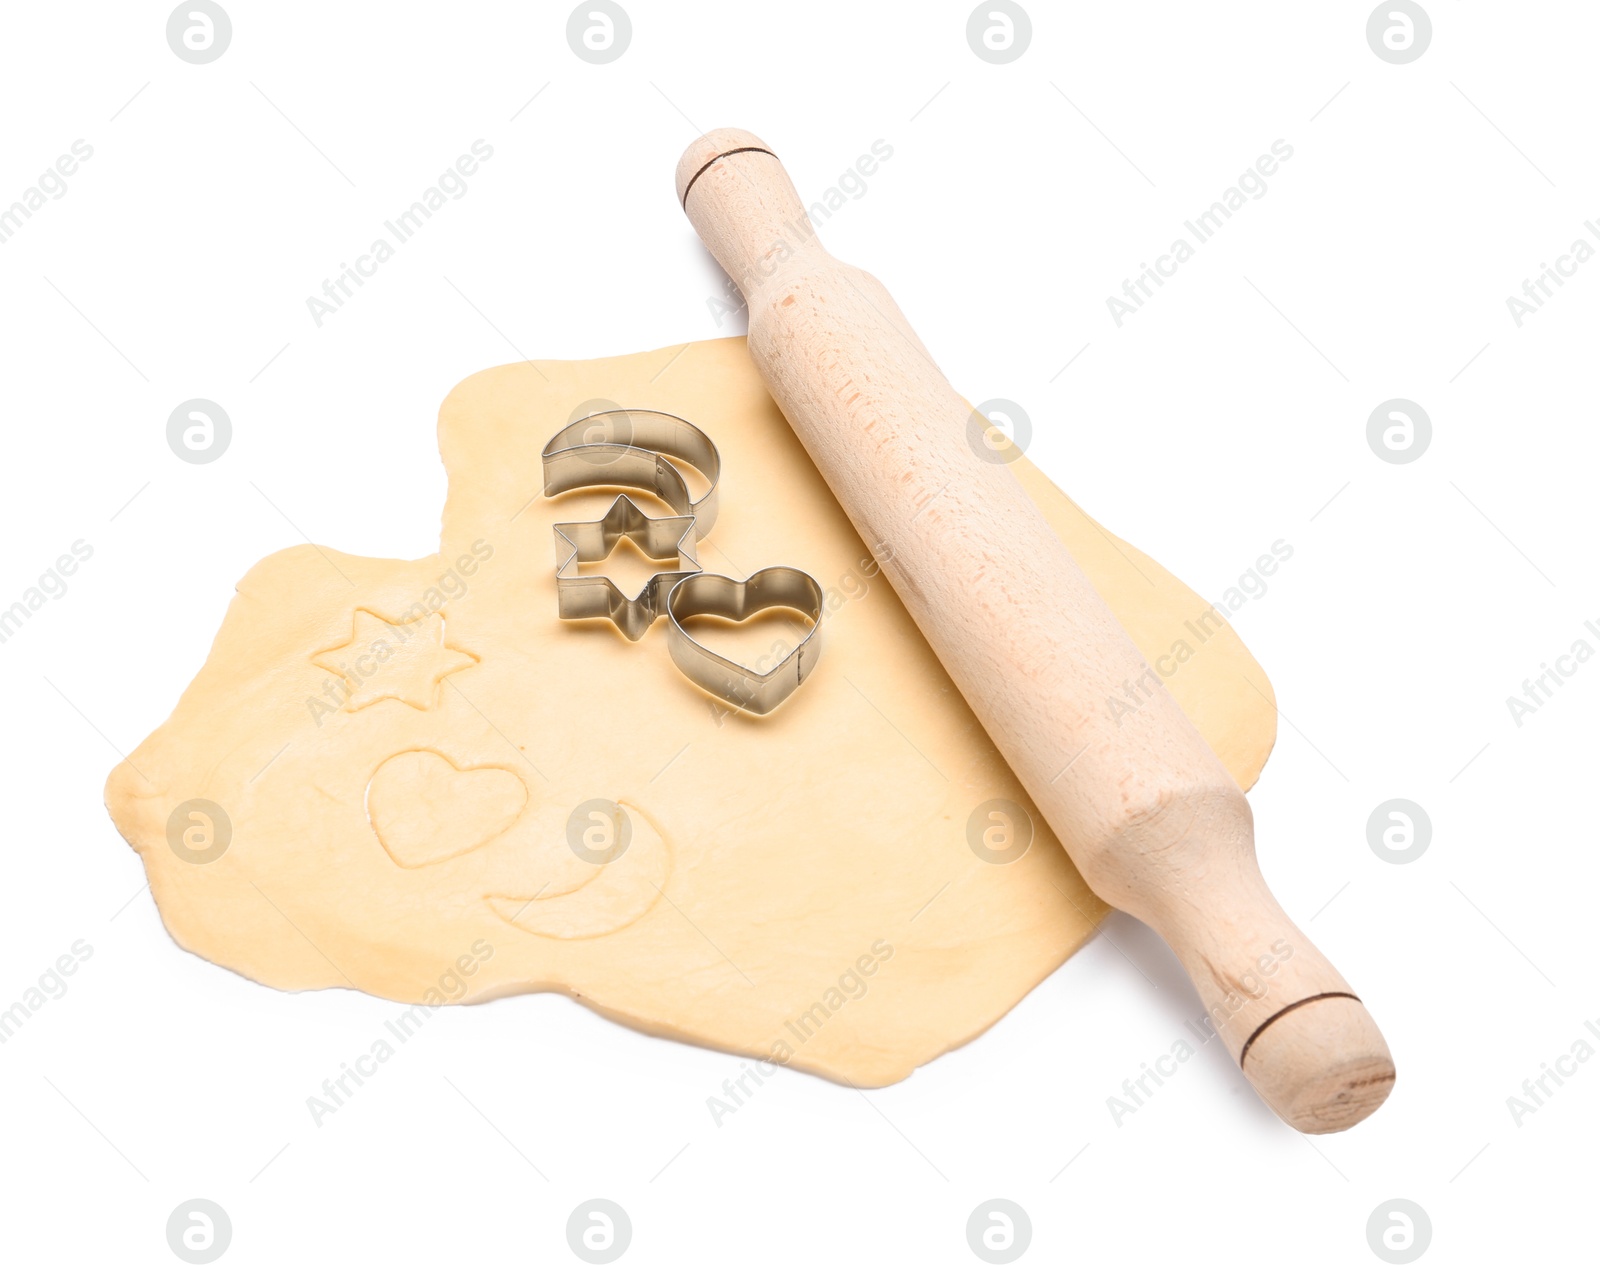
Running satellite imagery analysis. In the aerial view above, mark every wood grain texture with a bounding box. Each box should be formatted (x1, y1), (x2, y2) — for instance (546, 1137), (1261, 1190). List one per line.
(677, 129), (1393, 1132)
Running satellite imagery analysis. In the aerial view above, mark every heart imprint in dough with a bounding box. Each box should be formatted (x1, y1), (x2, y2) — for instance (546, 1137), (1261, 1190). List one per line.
(366, 749), (528, 868)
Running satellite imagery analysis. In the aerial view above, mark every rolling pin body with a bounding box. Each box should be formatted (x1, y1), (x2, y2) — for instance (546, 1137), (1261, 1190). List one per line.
(677, 130), (1394, 1132)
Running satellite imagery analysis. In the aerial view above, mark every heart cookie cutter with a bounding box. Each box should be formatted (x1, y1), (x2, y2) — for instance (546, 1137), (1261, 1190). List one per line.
(666, 568), (823, 716)
(553, 495), (700, 641)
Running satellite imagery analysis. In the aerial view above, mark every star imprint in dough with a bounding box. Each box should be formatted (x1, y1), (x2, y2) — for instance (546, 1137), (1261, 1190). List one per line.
(313, 608), (477, 712)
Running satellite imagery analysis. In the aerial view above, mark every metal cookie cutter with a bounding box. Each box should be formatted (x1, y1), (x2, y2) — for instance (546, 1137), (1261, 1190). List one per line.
(542, 409), (721, 536)
(542, 409), (720, 639)
(666, 567), (824, 716)
(554, 496), (700, 641)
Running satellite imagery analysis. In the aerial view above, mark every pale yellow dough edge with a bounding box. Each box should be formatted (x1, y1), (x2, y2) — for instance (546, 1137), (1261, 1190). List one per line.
(104, 336), (1276, 1086)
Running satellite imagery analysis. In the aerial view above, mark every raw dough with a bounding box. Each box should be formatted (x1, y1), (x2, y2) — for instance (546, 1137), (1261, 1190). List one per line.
(104, 337), (1276, 1085)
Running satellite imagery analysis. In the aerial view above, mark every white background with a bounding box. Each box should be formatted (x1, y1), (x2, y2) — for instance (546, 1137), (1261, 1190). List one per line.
(1, 2), (1594, 1261)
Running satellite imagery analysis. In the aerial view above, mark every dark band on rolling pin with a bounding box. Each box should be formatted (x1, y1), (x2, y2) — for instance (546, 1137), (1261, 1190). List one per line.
(1238, 992), (1362, 1066)
(681, 146), (778, 207)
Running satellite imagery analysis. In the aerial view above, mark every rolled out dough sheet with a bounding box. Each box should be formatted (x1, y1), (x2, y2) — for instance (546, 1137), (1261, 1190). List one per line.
(104, 336), (1276, 1085)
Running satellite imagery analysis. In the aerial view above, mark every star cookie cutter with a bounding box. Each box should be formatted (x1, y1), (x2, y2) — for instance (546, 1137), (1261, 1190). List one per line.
(542, 409), (721, 536)
(553, 495), (701, 641)
(666, 567), (824, 716)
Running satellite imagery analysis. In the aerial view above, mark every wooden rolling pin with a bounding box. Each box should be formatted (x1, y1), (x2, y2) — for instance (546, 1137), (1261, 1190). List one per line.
(676, 129), (1394, 1132)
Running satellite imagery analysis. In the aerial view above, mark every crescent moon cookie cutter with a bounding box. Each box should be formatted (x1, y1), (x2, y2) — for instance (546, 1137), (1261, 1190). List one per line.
(542, 408), (721, 535)
(666, 568), (823, 716)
